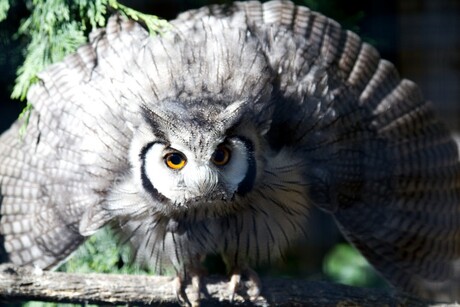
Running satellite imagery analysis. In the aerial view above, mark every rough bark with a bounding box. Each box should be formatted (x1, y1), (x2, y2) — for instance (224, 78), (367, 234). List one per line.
(0, 263), (443, 306)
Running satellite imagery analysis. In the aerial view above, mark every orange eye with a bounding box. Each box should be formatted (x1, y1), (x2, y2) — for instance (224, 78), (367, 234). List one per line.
(211, 145), (231, 166)
(165, 152), (187, 170)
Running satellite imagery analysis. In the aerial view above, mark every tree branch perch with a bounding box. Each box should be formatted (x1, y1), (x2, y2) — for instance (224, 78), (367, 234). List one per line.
(0, 263), (447, 306)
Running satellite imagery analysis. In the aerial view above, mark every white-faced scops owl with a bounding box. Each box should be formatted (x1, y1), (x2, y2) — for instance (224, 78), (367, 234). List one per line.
(1, 1), (460, 305)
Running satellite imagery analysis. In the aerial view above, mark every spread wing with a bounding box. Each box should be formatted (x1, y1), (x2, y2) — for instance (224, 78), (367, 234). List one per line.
(0, 16), (146, 268)
(174, 0), (460, 300)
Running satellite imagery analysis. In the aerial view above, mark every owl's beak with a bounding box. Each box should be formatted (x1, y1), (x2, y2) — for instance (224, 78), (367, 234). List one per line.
(188, 182), (233, 203)
(183, 165), (232, 203)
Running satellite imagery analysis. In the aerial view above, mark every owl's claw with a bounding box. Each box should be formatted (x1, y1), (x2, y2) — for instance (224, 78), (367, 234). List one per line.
(228, 267), (262, 301)
(229, 273), (241, 301)
(174, 274), (201, 307)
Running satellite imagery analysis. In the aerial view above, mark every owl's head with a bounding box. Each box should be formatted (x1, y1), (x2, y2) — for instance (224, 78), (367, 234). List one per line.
(128, 95), (273, 214)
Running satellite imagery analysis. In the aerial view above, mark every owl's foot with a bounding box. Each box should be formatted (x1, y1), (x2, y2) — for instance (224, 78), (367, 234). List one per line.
(228, 266), (262, 301)
(174, 273), (202, 307)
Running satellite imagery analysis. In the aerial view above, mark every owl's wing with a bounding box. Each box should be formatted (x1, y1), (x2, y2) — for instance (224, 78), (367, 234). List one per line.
(259, 1), (460, 300)
(175, 0), (460, 300)
(0, 16), (147, 268)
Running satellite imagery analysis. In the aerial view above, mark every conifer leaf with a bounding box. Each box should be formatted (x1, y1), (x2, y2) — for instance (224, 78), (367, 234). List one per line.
(108, 0), (170, 35)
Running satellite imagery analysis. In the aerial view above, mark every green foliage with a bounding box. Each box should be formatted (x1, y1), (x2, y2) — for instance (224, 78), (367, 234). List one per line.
(18, 102), (33, 136)
(108, 0), (170, 35)
(57, 227), (152, 275)
(0, 0), (9, 22)
(11, 0), (94, 101)
(323, 243), (386, 288)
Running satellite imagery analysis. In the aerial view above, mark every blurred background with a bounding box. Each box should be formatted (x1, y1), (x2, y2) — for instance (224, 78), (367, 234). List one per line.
(0, 0), (459, 301)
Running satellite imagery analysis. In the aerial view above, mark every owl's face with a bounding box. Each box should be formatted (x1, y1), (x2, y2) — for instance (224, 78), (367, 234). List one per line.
(129, 101), (267, 213)
(141, 134), (255, 206)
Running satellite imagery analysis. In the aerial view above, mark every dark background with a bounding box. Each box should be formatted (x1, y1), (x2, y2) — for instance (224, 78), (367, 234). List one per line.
(0, 0), (459, 285)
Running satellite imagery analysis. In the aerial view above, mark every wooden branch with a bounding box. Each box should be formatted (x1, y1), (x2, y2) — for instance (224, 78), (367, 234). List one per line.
(0, 263), (444, 306)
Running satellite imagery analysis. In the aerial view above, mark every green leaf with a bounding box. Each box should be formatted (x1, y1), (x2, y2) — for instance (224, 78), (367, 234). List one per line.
(323, 243), (386, 288)
(108, 0), (170, 35)
(11, 0), (89, 101)
(18, 102), (33, 137)
(57, 227), (153, 275)
(0, 0), (9, 22)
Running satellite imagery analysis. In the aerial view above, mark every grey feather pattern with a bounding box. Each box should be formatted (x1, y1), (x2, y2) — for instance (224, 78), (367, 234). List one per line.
(0, 0), (459, 302)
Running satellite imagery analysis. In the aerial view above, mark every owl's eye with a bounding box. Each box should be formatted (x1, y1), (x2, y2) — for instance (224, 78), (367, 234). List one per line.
(211, 145), (231, 166)
(165, 152), (187, 170)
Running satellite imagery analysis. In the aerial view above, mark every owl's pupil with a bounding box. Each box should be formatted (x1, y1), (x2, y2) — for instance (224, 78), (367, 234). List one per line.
(212, 146), (231, 166)
(213, 150), (225, 162)
(165, 152), (187, 170)
(169, 153), (183, 165)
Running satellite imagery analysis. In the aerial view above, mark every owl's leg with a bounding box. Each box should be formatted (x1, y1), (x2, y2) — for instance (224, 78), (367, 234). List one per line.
(173, 258), (206, 307)
(174, 273), (202, 307)
(228, 265), (262, 301)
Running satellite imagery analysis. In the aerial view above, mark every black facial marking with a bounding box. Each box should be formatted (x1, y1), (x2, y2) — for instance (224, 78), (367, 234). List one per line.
(140, 141), (169, 202)
(236, 136), (256, 195)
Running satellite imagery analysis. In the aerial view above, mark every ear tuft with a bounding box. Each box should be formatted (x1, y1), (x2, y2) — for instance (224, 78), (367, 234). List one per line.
(219, 100), (248, 125)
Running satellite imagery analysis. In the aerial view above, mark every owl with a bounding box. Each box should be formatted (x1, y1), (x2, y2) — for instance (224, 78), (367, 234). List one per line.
(1, 0), (459, 305)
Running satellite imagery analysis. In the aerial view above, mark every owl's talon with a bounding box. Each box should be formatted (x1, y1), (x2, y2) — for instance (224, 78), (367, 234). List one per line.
(228, 267), (262, 301)
(229, 272), (242, 301)
(173, 275), (201, 306)
(173, 276), (188, 305)
(188, 274), (201, 306)
(244, 267), (262, 299)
